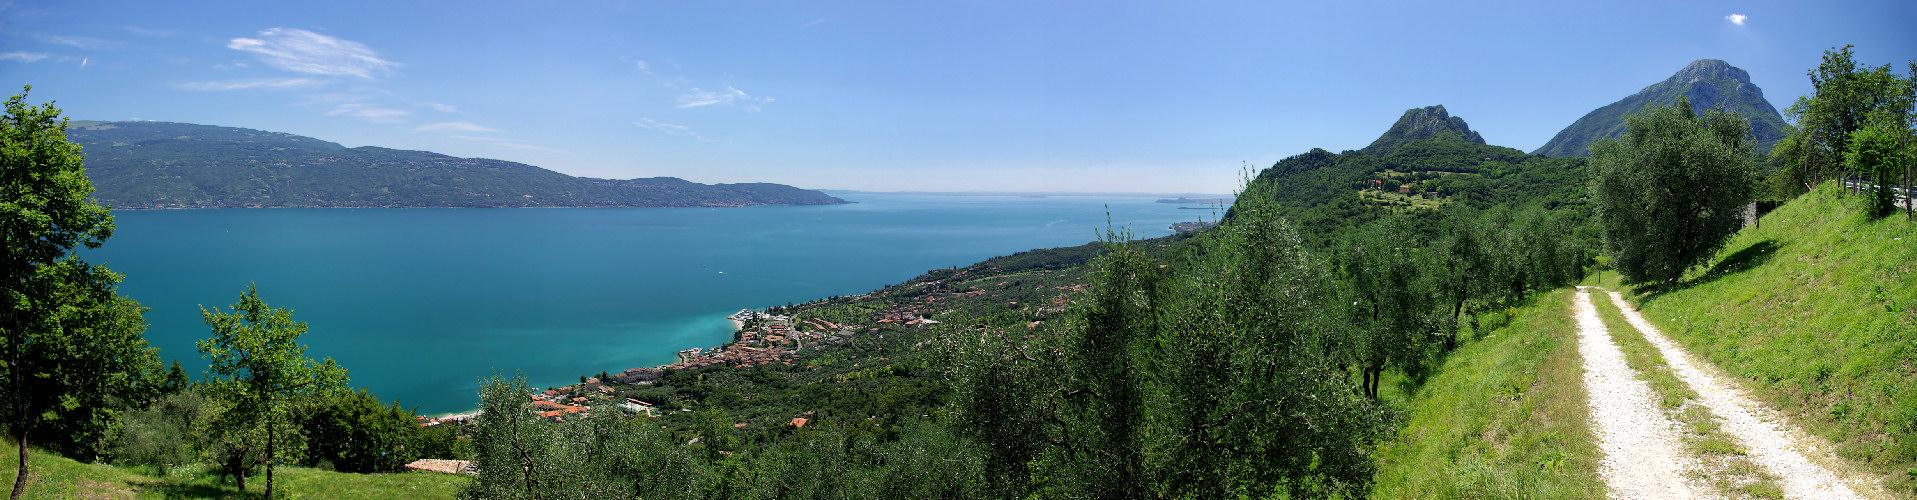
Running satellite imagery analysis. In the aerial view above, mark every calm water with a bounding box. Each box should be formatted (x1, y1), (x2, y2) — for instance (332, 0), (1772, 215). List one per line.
(88, 193), (1217, 413)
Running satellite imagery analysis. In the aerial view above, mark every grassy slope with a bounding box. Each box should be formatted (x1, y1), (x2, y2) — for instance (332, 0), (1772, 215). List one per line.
(0, 440), (469, 499)
(1619, 183), (1917, 495)
(1372, 289), (1605, 498)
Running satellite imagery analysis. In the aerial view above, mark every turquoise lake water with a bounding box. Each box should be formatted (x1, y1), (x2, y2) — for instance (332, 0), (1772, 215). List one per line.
(87, 193), (1217, 413)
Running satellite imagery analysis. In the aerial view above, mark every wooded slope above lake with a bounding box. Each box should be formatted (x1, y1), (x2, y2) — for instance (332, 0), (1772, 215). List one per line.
(67, 121), (847, 209)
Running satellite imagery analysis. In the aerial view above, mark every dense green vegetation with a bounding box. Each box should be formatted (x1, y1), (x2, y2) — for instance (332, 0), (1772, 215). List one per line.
(1765, 45), (1915, 217)
(65, 121), (848, 209)
(1535, 59), (1789, 158)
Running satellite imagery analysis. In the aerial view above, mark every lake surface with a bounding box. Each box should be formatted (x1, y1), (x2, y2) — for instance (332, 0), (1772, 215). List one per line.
(88, 193), (1218, 413)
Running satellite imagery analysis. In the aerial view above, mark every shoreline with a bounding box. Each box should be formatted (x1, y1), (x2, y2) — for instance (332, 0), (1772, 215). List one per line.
(426, 310), (750, 420)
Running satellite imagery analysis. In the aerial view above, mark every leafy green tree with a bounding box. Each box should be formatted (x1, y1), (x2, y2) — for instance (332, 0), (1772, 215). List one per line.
(1340, 216), (1446, 399)
(1846, 121), (1913, 218)
(26, 293), (158, 460)
(300, 388), (420, 473)
(467, 372), (555, 499)
(0, 86), (156, 499)
(1772, 45), (1915, 197)
(197, 286), (348, 498)
(1152, 190), (1390, 498)
(1042, 235), (1159, 499)
(1590, 97), (1757, 284)
(944, 323), (1052, 497)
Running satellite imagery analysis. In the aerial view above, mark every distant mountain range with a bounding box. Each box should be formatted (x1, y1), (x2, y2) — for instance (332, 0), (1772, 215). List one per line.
(66, 121), (847, 209)
(1534, 59), (1788, 157)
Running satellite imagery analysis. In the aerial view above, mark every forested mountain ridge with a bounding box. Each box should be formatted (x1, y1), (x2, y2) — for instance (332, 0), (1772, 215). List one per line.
(65, 121), (847, 208)
(1534, 59), (1788, 158)
(1239, 107), (1589, 249)
(1360, 104), (1487, 156)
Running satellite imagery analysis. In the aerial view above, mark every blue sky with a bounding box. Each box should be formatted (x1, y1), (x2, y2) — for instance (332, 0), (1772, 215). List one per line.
(2, 1), (1912, 193)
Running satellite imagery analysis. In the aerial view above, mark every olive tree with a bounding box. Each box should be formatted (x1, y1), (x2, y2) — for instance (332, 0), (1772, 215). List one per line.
(1590, 97), (1756, 284)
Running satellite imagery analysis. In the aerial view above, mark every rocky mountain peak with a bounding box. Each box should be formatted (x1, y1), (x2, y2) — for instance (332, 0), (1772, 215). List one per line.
(1535, 59), (1785, 158)
(1361, 105), (1486, 156)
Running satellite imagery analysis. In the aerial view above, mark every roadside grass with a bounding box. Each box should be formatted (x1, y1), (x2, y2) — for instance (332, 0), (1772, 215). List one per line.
(1591, 290), (1784, 499)
(1371, 288), (1605, 499)
(1619, 184), (1917, 496)
(0, 440), (469, 499)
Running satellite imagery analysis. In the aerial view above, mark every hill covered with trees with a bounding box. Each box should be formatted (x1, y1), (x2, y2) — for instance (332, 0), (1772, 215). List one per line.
(65, 121), (847, 209)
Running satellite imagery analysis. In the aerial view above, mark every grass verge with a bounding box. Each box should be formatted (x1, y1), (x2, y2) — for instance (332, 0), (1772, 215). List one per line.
(1620, 184), (1917, 496)
(1371, 288), (1605, 498)
(0, 439), (470, 499)
(1591, 290), (1783, 499)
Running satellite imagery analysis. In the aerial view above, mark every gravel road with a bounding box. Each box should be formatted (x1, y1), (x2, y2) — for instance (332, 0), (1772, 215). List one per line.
(1603, 290), (1864, 499)
(1574, 286), (1705, 499)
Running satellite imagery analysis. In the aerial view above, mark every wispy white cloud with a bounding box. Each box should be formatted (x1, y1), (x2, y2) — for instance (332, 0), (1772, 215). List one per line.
(634, 60), (653, 74)
(635, 118), (711, 141)
(447, 135), (566, 153)
(327, 103), (409, 122)
(176, 77), (323, 91)
(1725, 13), (1747, 25)
(489, 142), (567, 153)
(227, 28), (398, 79)
(124, 26), (177, 38)
(0, 51), (50, 63)
(415, 121), (496, 132)
(37, 34), (114, 49)
(420, 102), (457, 113)
(79, 57), (86, 68)
(677, 86), (772, 111)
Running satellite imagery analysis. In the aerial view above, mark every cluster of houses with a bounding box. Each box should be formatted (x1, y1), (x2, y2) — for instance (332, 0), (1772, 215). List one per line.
(526, 376), (668, 422)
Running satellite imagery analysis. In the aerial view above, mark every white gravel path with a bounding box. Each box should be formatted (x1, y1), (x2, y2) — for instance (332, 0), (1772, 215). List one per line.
(1573, 287), (1704, 499)
(1603, 290), (1863, 500)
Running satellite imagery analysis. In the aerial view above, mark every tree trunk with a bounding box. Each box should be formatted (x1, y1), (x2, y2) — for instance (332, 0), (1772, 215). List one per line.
(266, 413), (275, 500)
(9, 426), (24, 500)
(10, 330), (26, 500)
(232, 453), (246, 492)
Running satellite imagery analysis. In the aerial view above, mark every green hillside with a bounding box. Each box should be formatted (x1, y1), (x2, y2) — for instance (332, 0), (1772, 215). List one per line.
(1534, 59), (1788, 158)
(1617, 184), (1917, 493)
(1242, 137), (1588, 249)
(66, 121), (847, 209)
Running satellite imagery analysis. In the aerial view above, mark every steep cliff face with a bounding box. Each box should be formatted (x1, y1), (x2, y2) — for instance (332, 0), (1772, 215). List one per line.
(1361, 105), (1487, 156)
(1534, 59), (1787, 158)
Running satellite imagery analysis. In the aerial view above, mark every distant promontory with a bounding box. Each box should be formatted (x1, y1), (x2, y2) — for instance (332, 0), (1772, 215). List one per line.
(66, 121), (847, 209)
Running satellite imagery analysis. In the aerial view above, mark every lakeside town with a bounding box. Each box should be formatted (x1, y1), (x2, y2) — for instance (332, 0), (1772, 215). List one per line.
(416, 305), (952, 428)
